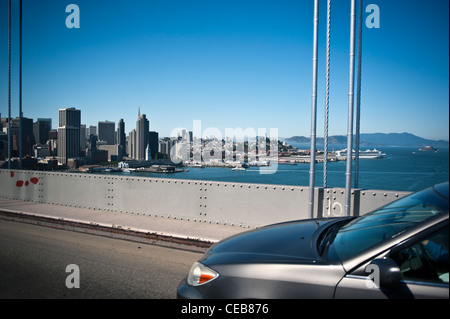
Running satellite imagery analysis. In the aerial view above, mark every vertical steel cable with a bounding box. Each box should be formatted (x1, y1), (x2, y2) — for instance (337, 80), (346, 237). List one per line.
(323, 0), (331, 188)
(354, 0), (363, 188)
(19, 0), (23, 169)
(8, 0), (12, 169)
(309, 0), (320, 219)
(345, 0), (356, 216)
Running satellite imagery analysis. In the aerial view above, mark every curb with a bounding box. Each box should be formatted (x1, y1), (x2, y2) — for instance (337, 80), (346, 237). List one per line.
(0, 209), (215, 253)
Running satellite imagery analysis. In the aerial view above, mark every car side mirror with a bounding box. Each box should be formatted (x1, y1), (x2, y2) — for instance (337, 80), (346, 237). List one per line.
(367, 258), (401, 289)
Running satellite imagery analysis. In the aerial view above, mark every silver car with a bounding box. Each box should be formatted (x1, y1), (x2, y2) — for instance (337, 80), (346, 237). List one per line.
(177, 182), (449, 299)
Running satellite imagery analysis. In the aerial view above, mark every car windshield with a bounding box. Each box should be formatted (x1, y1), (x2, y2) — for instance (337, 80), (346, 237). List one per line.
(327, 184), (449, 261)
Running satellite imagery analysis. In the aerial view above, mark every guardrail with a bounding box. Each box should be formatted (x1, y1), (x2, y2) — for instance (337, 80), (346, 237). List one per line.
(0, 169), (411, 227)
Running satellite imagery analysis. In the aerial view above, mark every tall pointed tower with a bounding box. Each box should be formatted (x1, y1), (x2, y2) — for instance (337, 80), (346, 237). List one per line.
(135, 108), (149, 161)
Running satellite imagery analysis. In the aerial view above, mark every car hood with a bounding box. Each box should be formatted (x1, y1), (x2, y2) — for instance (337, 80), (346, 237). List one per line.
(202, 218), (344, 265)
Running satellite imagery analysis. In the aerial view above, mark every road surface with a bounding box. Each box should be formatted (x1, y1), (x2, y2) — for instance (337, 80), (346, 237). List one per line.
(0, 218), (202, 298)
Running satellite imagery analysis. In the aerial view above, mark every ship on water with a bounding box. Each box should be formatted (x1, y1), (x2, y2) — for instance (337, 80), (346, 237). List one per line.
(334, 148), (386, 159)
(418, 145), (439, 152)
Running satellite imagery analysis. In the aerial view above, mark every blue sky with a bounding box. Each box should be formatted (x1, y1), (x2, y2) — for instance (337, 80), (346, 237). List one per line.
(0, 0), (448, 141)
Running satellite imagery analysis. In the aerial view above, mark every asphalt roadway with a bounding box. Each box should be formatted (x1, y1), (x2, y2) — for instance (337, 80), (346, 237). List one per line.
(0, 219), (202, 299)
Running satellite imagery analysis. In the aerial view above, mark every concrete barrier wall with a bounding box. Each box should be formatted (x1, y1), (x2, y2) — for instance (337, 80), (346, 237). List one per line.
(0, 169), (411, 227)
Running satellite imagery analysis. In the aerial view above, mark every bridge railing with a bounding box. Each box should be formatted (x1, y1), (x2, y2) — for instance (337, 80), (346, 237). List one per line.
(0, 169), (411, 228)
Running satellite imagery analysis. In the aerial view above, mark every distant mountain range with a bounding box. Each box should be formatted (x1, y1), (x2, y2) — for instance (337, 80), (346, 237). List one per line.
(282, 132), (449, 149)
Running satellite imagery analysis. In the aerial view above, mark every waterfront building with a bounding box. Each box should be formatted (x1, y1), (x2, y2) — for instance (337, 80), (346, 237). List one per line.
(88, 149), (108, 164)
(98, 144), (123, 162)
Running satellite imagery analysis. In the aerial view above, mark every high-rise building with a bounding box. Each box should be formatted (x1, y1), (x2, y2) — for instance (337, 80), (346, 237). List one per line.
(128, 129), (136, 159)
(149, 131), (159, 159)
(158, 138), (174, 157)
(0, 131), (7, 160)
(88, 125), (97, 137)
(58, 108), (81, 165)
(9, 117), (35, 157)
(117, 119), (126, 156)
(98, 120), (115, 145)
(33, 118), (51, 145)
(48, 129), (58, 156)
(135, 109), (149, 161)
(37, 118), (52, 130)
(80, 124), (87, 152)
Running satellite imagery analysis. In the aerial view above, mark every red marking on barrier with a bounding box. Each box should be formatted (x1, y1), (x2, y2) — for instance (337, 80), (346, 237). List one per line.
(10, 171), (14, 177)
(30, 177), (39, 184)
(25, 181), (30, 186)
(16, 180), (24, 187)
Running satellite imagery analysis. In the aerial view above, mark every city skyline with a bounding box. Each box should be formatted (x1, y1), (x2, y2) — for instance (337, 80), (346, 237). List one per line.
(0, 0), (448, 141)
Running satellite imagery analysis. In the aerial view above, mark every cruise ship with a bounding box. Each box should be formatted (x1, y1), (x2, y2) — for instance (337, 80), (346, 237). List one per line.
(335, 148), (386, 159)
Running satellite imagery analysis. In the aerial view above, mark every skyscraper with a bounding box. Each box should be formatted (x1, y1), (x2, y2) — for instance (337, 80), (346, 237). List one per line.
(33, 118), (51, 145)
(58, 108), (81, 165)
(117, 119), (126, 156)
(80, 124), (87, 152)
(149, 131), (159, 159)
(135, 109), (149, 161)
(10, 117), (34, 157)
(128, 129), (136, 159)
(88, 125), (97, 137)
(98, 120), (115, 145)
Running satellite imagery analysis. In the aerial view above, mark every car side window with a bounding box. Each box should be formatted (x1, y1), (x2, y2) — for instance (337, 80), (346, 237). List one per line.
(390, 226), (449, 284)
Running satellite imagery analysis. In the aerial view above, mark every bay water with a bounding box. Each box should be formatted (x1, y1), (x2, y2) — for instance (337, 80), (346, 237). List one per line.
(115, 147), (448, 192)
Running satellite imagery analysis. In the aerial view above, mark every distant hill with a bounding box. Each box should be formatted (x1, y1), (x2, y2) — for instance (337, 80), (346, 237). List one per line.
(283, 132), (449, 149)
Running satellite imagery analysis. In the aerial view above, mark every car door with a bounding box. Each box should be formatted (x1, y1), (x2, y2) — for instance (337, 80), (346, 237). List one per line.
(334, 225), (449, 299)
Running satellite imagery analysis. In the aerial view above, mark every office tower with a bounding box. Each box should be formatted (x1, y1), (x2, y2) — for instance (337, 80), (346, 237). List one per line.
(80, 124), (87, 151)
(58, 108), (81, 165)
(135, 110), (149, 161)
(48, 129), (58, 156)
(149, 131), (159, 159)
(88, 125), (97, 137)
(33, 118), (51, 145)
(117, 119), (126, 156)
(49, 129), (58, 140)
(128, 129), (136, 159)
(98, 120), (115, 145)
(37, 118), (52, 130)
(158, 138), (174, 157)
(10, 117), (35, 157)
